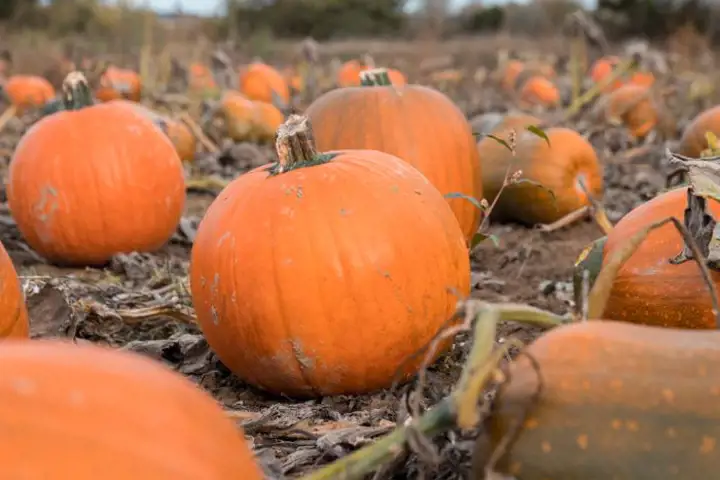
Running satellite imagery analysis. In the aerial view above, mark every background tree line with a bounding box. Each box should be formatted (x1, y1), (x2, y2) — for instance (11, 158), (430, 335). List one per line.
(1, 0), (719, 42)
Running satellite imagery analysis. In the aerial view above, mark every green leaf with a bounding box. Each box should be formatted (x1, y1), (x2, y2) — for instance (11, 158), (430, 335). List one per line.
(526, 124), (551, 147)
(485, 134), (512, 152)
(512, 179), (557, 205)
(471, 232), (499, 249)
(444, 192), (485, 211)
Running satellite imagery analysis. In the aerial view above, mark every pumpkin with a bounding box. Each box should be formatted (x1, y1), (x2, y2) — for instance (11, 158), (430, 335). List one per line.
(2, 75), (56, 113)
(678, 105), (720, 157)
(0, 339), (262, 478)
(95, 66), (142, 103)
(583, 187), (720, 329)
(473, 320), (720, 479)
(589, 55), (624, 92)
(189, 62), (217, 91)
(219, 90), (284, 143)
(0, 240), (29, 339)
(7, 72), (185, 266)
(282, 66), (303, 93)
(238, 62), (290, 107)
(336, 59), (366, 87)
(501, 60), (525, 92)
(518, 76), (560, 108)
(477, 125), (603, 225)
(113, 100), (196, 163)
(190, 115), (470, 398)
(590, 55), (656, 93)
(336, 60), (406, 87)
(305, 68), (482, 244)
(604, 84), (658, 138)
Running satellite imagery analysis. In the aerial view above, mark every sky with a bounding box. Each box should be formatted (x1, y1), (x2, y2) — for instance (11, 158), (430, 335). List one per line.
(140, 0), (598, 17)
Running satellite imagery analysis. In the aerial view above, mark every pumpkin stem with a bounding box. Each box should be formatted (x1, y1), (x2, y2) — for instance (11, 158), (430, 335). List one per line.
(61, 71), (94, 111)
(274, 114), (325, 173)
(360, 68), (392, 87)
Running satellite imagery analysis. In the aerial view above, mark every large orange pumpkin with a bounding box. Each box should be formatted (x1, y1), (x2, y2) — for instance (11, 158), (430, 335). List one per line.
(604, 84), (658, 138)
(478, 125), (603, 225)
(95, 66), (141, 103)
(678, 105), (720, 157)
(0, 339), (262, 479)
(2, 75), (56, 113)
(305, 68), (482, 244)
(238, 62), (290, 107)
(7, 72), (185, 266)
(190, 115), (470, 398)
(0, 240), (29, 339)
(601, 187), (720, 329)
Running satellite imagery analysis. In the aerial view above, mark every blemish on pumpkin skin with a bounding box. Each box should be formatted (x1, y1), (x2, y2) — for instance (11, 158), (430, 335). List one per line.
(700, 436), (716, 454)
(611, 419), (623, 430)
(625, 420), (639, 432)
(661, 388), (675, 404)
(576, 434), (588, 450)
(12, 378), (36, 395)
(524, 418), (539, 430)
(666, 427), (677, 438)
(34, 185), (58, 223)
(609, 379), (623, 389)
(710, 386), (720, 396)
(540, 441), (552, 453)
(291, 340), (315, 370)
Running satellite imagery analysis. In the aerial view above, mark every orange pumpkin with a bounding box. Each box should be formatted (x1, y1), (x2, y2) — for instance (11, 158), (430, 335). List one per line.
(282, 66), (303, 93)
(0, 240), (29, 339)
(219, 90), (284, 143)
(678, 105), (720, 157)
(189, 63), (217, 91)
(590, 55), (655, 93)
(601, 187), (720, 329)
(0, 339), (262, 478)
(474, 320), (720, 478)
(501, 60), (525, 92)
(95, 66), (141, 103)
(604, 84), (658, 138)
(306, 68), (482, 244)
(190, 115), (470, 397)
(518, 76), (561, 108)
(7, 72), (185, 266)
(2, 75), (56, 113)
(238, 62), (289, 107)
(336, 60), (405, 87)
(590, 55), (624, 92)
(336, 60), (366, 87)
(478, 126), (603, 225)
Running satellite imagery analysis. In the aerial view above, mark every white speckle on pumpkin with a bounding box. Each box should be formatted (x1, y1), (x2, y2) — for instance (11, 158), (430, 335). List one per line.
(12, 378), (36, 396)
(68, 390), (86, 406)
(210, 304), (219, 325)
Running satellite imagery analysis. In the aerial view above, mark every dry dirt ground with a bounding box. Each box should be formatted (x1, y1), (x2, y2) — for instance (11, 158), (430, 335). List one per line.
(0, 37), (700, 478)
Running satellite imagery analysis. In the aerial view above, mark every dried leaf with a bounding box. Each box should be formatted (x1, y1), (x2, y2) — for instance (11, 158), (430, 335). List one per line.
(667, 150), (720, 202)
(668, 188), (716, 265)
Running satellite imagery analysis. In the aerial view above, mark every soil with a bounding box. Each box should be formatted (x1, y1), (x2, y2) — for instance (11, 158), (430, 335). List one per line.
(0, 41), (701, 479)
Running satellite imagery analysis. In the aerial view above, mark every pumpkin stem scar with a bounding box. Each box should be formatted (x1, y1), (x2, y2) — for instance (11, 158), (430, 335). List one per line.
(61, 71), (94, 111)
(268, 114), (337, 175)
(360, 68), (392, 87)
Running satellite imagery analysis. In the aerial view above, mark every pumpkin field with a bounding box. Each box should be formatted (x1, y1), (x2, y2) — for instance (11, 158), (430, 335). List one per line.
(2, 3), (720, 478)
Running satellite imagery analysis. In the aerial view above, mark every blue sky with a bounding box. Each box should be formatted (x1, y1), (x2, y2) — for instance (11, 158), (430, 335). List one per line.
(141, 0), (597, 16)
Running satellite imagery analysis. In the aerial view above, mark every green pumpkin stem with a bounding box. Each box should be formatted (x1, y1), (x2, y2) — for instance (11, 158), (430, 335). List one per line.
(359, 68), (392, 87)
(61, 71), (94, 111)
(275, 114), (322, 173)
